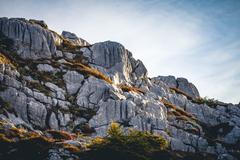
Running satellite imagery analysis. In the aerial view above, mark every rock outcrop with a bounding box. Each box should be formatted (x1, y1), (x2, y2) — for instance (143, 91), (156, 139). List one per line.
(0, 17), (239, 160)
(62, 31), (90, 47)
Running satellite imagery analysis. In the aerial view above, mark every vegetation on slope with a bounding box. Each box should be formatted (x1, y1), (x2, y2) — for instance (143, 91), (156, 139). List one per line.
(169, 87), (194, 100)
(192, 97), (225, 107)
(170, 87), (224, 107)
(0, 52), (15, 69)
(160, 98), (198, 122)
(0, 118), (217, 160)
(82, 122), (216, 160)
(84, 122), (168, 160)
(63, 60), (145, 94)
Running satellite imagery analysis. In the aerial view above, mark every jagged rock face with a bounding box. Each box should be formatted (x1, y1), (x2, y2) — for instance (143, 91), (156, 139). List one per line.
(0, 17), (240, 160)
(62, 31), (90, 46)
(177, 78), (200, 98)
(0, 17), (60, 60)
(81, 41), (148, 83)
(151, 76), (200, 99)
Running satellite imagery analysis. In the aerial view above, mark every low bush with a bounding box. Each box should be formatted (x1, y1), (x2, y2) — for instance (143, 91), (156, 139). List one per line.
(86, 122), (168, 160)
(193, 97), (220, 107)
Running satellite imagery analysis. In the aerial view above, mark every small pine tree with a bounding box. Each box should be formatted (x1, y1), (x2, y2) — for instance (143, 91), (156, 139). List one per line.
(107, 122), (124, 138)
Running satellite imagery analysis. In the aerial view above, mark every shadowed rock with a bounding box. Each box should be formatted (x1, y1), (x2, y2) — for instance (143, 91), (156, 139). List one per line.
(0, 17), (59, 59)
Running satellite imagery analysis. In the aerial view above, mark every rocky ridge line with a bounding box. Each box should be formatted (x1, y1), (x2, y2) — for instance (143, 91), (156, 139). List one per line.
(0, 17), (239, 160)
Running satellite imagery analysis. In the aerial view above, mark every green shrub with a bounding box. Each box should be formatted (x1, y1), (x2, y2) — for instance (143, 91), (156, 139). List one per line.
(193, 96), (219, 107)
(86, 122), (169, 160)
(107, 122), (124, 138)
(0, 97), (14, 114)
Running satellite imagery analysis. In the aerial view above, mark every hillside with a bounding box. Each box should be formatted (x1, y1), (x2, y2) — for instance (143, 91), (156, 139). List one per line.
(0, 17), (239, 160)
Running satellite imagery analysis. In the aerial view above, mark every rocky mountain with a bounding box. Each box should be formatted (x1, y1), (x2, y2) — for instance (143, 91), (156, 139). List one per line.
(0, 17), (239, 160)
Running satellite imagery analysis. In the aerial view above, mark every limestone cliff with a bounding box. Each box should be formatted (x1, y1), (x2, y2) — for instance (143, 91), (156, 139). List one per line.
(0, 17), (239, 160)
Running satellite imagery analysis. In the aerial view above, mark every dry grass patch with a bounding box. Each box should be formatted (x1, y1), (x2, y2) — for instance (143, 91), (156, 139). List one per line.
(167, 110), (200, 135)
(0, 124), (54, 144)
(50, 29), (90, 52)
(46, 130), (75, 140)
(169, 87), (193, 100)
(161, 99), (197, 122)
(60, 143), (81, 152)
(0, 133), (14, 143)
(61, 38), (82, 51)
(63, 61), (144, 94)
(0, 53), (15, 68)
(169, 110), (192, 122)
(118, 84), (145, 94)
(0, 120), (80, 148)
(63, 61), (113, 84)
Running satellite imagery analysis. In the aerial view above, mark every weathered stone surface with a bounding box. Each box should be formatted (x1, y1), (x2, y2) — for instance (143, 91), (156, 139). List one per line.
(176, 78), (200, 99)
(0, 17), (58, 59)
(33, 91), (52, 104)
(2, 112), (33, 129)
(37, 64), (56, 73)
(45, 82), (66, 100)
(168, 93), (187, 108)
(57, 100), (70, 110)
(152, 75), (177, 88)
(89, 99), (136, 128)
(185, 101), (229, 126)
(27, 99), (47, 129)
(170, 138), (194, 152)
(218, 154), (237, 160)
(63, 52), (75, 60)
(76, 77), (112, 109)
(223, 126), (240, 144)
(152, 76), (200, 99)
(46, 149), (79, 160)
(49, 112), (59, 130)
(131, 59), (148, 79)
(89, 97), (168, 136)
(1, 74), (21, 89)
(63, 70), (84, 95)
(0, 87), (29, 123)
(62, 31), (90, 46)
(58, 111), (71, 128)
(55, 50), (63, 58)
(81, 41), (148, 82)
(29, 19), (48, 29)
(130, 101), (167, 131)
(73, 117), (87, 126)
(149, 79), (169, 98)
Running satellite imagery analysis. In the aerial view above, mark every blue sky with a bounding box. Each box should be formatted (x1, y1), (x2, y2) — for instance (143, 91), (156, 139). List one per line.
(0, 0), (239, 103)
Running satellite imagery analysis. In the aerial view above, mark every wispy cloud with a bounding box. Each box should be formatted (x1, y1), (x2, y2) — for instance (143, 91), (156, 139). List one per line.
(0, 0), (239, 103)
